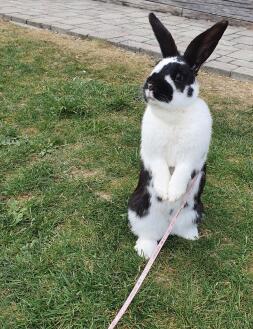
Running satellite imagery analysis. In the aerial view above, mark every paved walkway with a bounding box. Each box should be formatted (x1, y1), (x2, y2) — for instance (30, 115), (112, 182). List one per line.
(156, 0), (253, 24)
(0, 0), (253, 81)
(119, 0), (253, 28)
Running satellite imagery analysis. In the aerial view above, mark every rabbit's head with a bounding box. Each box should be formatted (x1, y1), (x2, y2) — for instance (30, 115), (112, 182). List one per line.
(144, 13), (228, 110)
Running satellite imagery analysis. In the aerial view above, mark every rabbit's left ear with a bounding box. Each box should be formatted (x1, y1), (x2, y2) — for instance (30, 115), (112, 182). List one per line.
(149, 13), (179, 58)
(184, 20), (228, 74)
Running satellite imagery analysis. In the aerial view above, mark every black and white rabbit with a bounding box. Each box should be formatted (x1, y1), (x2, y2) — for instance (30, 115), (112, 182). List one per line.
(128, 13), (228, 259)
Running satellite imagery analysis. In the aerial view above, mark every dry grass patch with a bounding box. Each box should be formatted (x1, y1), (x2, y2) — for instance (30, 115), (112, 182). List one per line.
(95, 191), (112, 201)
(199, 71), (253, 106)
(199, 228), (213, 238)
(21, 127), (39, 136)
(15, 193), (33, 202)
(4, 21), (153, 83)
(247, 264), (253, 277)
(68, 167), (101, 180)
(154, 266), (178, 288)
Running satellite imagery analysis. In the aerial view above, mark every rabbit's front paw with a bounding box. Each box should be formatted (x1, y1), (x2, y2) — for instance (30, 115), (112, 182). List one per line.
(168, 182), (186, 202)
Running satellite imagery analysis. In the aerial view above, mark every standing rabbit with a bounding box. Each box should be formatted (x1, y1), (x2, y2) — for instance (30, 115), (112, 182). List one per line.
(128, 13), (228, 259)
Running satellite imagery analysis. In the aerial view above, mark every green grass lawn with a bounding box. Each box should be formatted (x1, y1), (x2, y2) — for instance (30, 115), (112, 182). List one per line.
(0, 21), (252, 329)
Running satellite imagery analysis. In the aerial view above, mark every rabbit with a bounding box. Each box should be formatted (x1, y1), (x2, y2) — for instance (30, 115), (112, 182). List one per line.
(128, 13), (228, 259)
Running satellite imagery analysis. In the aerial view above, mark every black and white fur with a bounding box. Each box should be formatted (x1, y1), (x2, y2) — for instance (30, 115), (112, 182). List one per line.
(128, 14), (228, 259)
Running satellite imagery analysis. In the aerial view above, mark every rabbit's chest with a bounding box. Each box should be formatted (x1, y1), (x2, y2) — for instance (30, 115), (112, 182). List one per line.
(147, 125), (191, 164)
(164, 129), (190, 163)
(141, 106), (208, 164)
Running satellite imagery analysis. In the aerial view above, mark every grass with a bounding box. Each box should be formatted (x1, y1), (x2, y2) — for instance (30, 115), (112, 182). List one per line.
(0, 21), (252, 329)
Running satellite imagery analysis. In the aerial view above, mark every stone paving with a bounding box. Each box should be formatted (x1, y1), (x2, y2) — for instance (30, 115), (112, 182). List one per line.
(0, 0), (253, 81)
(115, 0), (253, 28)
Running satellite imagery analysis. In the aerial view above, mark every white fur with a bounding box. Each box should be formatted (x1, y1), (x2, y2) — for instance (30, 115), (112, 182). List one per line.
(129, 58), (212, 259)
(151, 56), (183, 74)
(135, 238), (158, 259)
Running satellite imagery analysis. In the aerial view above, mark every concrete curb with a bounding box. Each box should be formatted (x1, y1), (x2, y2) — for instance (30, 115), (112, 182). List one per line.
(1, 14), (253, 82)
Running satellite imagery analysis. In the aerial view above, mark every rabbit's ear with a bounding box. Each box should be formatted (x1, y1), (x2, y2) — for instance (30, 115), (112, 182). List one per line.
(149, 13), (179, 58)
(184, 20), (228, 74)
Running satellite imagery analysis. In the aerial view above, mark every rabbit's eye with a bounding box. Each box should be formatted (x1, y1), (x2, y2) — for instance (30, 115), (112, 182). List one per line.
(175, 73), (184, 83)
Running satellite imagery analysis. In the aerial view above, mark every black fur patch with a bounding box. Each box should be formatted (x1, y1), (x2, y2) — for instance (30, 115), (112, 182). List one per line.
(144, 73), (173, 103)
(193, 164), (206, 224)
(191, 170), (197, 178)
(187, 87), (193, 97)
(160, 61), (195, 92)
(169, 166), (175, 175)
(128, 163), (151, 217)
(157, 196), (162, 202)
(171, 69), (194, 93)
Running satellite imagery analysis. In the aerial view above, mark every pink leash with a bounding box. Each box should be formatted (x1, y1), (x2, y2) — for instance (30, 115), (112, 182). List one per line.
(108, 173), (200, 329)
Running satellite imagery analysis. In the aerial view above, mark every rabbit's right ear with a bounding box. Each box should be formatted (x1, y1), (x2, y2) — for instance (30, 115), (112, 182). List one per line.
(184, 20), (228, 74)
(149, 13), (179, 58)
